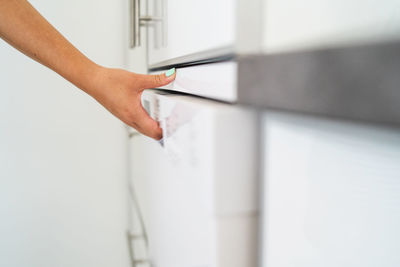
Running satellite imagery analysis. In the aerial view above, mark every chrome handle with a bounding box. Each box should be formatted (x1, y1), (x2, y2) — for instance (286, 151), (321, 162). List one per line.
(129, 0), (140, 48)
(129, 0), (167, 49)
(129, 0), (141, 48)
(134, 0), (141, 47)
(140, 16), (163, 22)
(129, 0), (134, 48)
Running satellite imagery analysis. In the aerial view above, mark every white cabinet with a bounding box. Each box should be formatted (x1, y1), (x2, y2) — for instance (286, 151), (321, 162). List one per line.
(128, 90), (258, 267)
(127, 0), (235, 68)
(147, 0), (235, 67)
(261, 111), (400, 267)
(139, 0), (400, 107)
(127, 0), (400, 69)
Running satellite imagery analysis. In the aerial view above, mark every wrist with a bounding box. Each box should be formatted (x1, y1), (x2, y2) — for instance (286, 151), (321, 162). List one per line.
(79, 63), (105, 97)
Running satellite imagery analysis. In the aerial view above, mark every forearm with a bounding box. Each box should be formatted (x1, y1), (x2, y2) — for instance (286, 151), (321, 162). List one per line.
(0, 0), (99, 93)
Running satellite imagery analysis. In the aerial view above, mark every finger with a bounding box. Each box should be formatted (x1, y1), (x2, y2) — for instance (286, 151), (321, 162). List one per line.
(130, 101), (163, 140)
(137, 68), (176, 90)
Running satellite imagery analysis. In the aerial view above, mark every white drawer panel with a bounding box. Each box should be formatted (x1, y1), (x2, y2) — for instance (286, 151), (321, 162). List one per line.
(151, 62), (237, 102)
(261, 111), (400, 267)
(128, 91), (258, 267)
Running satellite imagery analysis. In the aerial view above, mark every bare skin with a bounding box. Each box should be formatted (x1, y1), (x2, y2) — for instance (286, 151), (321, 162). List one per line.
(0, 0), (175, 139)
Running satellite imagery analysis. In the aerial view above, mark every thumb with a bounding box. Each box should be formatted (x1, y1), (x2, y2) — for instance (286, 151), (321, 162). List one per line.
(139, 68), (176, 90)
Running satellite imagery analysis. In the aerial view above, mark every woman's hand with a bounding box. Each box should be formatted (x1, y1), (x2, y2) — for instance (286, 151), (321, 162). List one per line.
(0, 0), (176, 140)
(88, 67), (176, 140)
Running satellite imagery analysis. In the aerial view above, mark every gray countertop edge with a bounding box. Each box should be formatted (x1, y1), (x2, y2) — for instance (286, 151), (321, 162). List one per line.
(237, 41), (400, 126)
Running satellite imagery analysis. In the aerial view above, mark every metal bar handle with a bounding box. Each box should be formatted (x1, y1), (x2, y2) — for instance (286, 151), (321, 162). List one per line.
(129, 0), (166, 49)
(129, 0), (134, 48)
(129, 0), (141, 48)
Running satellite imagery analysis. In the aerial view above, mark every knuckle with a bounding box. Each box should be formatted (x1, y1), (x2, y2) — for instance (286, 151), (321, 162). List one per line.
(154, 75), (163, 85)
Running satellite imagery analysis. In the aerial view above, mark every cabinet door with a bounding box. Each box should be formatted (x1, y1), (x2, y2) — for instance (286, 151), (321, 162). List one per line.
(261, 112), (400, 267)
(146, 0), (235, 67)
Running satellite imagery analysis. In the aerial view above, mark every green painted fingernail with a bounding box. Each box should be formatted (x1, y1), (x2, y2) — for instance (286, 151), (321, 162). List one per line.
(165, 68), (175, 77)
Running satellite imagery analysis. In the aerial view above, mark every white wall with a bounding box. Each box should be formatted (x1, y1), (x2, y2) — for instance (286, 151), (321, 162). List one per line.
(0, 1), (130, 267)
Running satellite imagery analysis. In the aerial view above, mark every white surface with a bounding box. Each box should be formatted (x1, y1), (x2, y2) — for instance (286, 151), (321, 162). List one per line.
(151, 62), (237, 102)
(261, 112), (400, 267)
(128, 90), (258, 267)
(147, 0), (235, 65)
(235, 0), (263, 54)
(0, 1), (130, 267)
(263, 0), (400, 53)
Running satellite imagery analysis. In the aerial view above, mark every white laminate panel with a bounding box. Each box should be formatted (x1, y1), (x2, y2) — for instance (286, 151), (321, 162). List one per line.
(261, 112), (400, 267)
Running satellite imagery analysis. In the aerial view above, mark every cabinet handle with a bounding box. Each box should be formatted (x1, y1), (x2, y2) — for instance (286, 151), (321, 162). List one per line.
(129, 0), (135, 48)
(129, 0), (141, 48)
(129, 0), (167, 49)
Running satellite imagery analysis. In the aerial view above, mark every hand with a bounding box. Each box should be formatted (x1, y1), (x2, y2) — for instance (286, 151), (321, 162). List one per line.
(88, 66), (176, 140)
(0, 0), (176, 140)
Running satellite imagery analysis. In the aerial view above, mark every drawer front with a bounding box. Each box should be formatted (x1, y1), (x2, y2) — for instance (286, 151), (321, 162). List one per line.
(128, 91), (258, 267)
(151, 62), (237, 102)
(147, 0), (235, 67)
(263, 0), (400, 53)
(140, 90), (259, 215)
(261, 111), (400, 267)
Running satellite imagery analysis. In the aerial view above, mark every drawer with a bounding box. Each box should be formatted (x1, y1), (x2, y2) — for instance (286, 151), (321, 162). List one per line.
(261, 111), (400, 267)
(128, 90), (258, 267)
(151, 61), (237, 102)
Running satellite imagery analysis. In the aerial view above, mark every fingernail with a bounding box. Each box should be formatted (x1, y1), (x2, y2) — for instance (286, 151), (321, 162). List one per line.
(165, 68), (175, 77)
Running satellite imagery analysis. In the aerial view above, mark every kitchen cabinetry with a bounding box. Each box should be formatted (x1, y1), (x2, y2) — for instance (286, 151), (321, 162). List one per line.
(125, 1), (400, 267)
(127, 91), (258, 267)
(126, 0), (400, 125)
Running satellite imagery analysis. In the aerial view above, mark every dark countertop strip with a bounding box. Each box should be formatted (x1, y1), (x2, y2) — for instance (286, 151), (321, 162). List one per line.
(238, 41), (400, 125)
